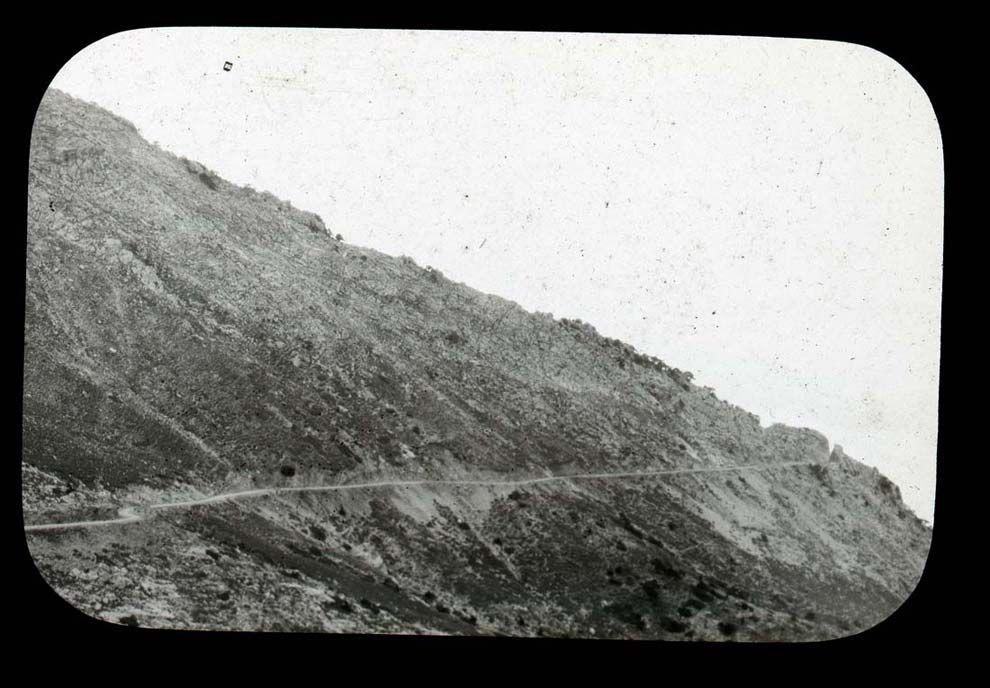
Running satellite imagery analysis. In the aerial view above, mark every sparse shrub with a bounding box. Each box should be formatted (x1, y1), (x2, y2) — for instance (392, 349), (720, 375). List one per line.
(692, 580), (722, 602)
(641, 579), (662, 600)
(198, 171), (219, 190)
(180, 156), (222, 191)
(280, 464), (296, 477)
(811, 464), (829, 484)
(329, 597), (353, 614)
(309, 524), (327, 541)
(444, 331), (466, 346)
(877, 475), (900, 501)
(717, 621), (738, 636)
(650, 557), (683, 580)
(669, 367), (694, 390)
(659, 617), (687, 633)
(609, 602), (647, 630)
(296, 211), (326, 234)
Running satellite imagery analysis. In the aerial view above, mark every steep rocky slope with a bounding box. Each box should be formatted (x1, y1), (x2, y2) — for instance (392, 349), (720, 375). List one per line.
(23, 88), (931, 640)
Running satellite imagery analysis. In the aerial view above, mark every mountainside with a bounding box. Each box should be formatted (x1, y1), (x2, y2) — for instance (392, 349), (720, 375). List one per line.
(23, 88), (931, 640)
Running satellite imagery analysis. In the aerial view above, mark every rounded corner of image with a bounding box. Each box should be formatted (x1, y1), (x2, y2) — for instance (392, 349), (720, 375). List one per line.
(829, 541), (934, 643)
(22, 531), (137, 631)
(830, 39), (942, 143)
(34, 27), (152, 114)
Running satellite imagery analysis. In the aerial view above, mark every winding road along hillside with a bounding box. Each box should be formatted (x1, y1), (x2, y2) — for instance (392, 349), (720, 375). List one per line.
(25, 461), (815, 532)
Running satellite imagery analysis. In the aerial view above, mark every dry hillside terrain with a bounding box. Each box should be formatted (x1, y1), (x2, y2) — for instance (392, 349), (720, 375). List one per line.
(23, 89), (931, 639)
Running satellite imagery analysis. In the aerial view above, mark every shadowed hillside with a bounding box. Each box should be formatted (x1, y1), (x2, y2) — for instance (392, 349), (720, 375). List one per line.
(23, 88), (931, 639)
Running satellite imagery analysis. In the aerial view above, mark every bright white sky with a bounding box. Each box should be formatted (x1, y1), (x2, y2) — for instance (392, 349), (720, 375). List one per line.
(48, 28), (942, 522)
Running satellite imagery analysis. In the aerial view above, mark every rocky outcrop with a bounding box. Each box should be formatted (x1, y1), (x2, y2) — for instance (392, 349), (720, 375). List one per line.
(764, 424), (831, 464)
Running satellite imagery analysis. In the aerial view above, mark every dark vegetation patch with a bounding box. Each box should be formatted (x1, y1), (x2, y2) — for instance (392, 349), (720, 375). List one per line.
(692, 579), (727, 603)
(198, 171), (219, 190)
(651, 557), (684, 580)
(811, 464), (828, 484)
(324, 597), (354, 614)
(641, 579), (662, 601)
(609, 601), (648, 631)
(659, 617), (687, 633)
(444, 330), (467, 346)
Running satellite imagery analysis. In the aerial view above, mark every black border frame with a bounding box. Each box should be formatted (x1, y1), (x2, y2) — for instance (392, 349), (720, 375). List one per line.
(10, 11), (958, 671)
